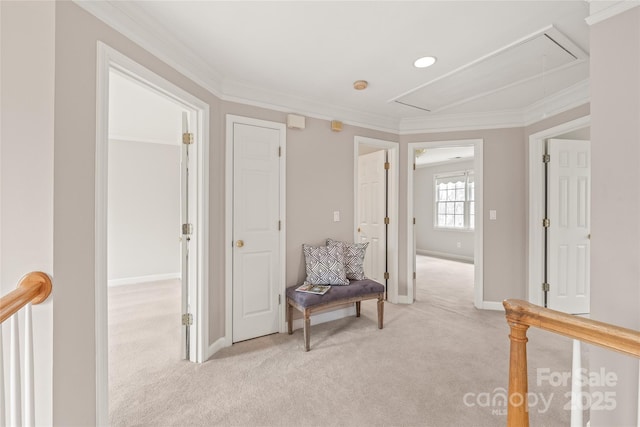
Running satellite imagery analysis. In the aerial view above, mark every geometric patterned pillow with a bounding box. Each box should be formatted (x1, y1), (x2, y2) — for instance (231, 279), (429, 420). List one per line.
(302, 243), (350, 286)
(327, 238), (369, 280)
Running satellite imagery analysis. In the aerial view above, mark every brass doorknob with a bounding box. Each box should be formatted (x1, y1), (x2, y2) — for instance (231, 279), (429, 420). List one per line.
(236, 240), (244, 248)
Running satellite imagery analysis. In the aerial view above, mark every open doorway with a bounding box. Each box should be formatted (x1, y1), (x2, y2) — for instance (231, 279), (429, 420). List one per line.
(106, 68), (189, 421)
(95, 43), (210, 424)
(407, 139), (484, 308)
(413, 147), (475, 305)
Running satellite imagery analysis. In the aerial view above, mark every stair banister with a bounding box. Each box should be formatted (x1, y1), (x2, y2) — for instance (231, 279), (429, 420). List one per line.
(503, 299), (640, 427)
(0, 271), (52, 426)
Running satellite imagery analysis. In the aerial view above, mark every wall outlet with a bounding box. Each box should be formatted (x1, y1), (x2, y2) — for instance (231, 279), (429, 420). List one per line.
(333, 211), (340, 222)
(457, 242), (462, 248)
(489, 210), (497, 220)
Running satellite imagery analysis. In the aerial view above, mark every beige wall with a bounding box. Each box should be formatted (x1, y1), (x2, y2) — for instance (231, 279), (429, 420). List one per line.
(401, 128), (527, 301)
(589, 7), (640, 426)
(220, 101), (398, 288)
(42, 2), (636, 425)
(53, 3), (224, 424)
(1, 2), (55, 424)
(52, 3), (399, 422)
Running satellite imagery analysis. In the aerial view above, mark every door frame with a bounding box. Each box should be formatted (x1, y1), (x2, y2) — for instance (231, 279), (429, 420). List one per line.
(406, 139), (484, 308)
(225, 115), (287, 344)
(95, 42), (210, 424)
(527, 115), (590, 306)
(353, 136), (399, 303)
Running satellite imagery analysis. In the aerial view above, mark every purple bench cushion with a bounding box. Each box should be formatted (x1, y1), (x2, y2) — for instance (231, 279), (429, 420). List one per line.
(286, 279), (384, 308)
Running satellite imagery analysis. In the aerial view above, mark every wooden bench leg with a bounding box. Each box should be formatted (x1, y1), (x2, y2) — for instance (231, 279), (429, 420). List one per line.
(355, 301), (361, 317)
(303, 310), (311, 351)
(377, 295), (384, 329)
(287, 301), (293, 335)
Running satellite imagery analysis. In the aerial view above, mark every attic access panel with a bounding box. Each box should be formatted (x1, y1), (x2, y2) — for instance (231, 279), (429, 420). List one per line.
(393, 26), (587, 114)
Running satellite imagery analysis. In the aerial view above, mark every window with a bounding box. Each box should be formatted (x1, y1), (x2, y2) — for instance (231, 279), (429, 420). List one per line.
(435, 171), (474, 230)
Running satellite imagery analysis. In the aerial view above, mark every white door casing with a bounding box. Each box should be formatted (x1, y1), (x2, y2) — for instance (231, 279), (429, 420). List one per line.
(357, 150), (387, 283)
(547, 139), (590, 314)
(227, 117), (286, 343)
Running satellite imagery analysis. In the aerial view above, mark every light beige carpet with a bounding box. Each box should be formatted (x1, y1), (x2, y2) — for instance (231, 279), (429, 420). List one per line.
(108, 258), (578, 426)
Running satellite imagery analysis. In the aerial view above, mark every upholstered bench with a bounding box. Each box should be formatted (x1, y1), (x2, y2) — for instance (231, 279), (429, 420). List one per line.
(286, 279), (384, 351)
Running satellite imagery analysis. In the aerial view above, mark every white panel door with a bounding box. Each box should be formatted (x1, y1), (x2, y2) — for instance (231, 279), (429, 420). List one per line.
(357, 150), (387, 283)
(232, 122), (281, 342)
(548, 139), (590, 314)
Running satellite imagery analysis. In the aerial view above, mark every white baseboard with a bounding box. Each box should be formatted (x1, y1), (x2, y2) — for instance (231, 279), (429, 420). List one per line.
(480, 301), (505, 311)
(206, 336), (228, 360)
(107, 272), (181, 286)
(417, 249), (474, 264)
(289, 306), (357, 331)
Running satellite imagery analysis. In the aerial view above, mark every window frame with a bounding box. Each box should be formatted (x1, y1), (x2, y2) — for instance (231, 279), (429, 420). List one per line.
(433, 170), (475, 231)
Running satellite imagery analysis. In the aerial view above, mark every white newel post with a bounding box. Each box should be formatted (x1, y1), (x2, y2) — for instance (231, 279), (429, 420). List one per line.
(0, 326), (5, 426)
(23, 304), (34, 427)
(570, 339), (582, 427)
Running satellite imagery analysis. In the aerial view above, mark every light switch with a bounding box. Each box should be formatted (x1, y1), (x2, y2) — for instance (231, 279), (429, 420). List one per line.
(333, 211), (340, 222)
(489, 210), (497, 220)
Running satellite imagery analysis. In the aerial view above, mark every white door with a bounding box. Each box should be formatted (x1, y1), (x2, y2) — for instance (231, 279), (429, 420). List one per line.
(180, 112), (197, 360)
(357, 150), (387, 283)
(232, 122), (281, 342)
(547, 139), (590, 314)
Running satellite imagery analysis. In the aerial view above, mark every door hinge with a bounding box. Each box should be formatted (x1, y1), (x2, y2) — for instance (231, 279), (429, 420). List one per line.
(182, 313), (193, 326)
(384, 272), (390, 280)
(182, 132), (194, 145)
(182, 223), (193, 235)
(278, 294), (281, 305)
(542, 283), (550, 292)
(543, 154), (550, 163)
(278, 220), (282, 230)
(543, 218), (550, 228)
(413, 272), (416, 279)
(413, 217), (416, 225)
(384, 217), (390, 225)
(413, 163), (416, 170)
(278, 146), (282, 157)
(384, 161), (390, 170)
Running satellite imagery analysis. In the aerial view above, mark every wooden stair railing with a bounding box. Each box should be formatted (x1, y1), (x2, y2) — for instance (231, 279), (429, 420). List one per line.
(503, 299), (640, 427)
(0, 271), (52, 426)
(0, 271), (52, 323)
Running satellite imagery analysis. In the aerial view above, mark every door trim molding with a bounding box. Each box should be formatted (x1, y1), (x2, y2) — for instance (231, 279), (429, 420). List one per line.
(407, 139), (483, 308)
(96, 42), (210, 424)
(225, 115), (287, 345)
(527, 115), (591, 306)
(354, 136), (399, 303)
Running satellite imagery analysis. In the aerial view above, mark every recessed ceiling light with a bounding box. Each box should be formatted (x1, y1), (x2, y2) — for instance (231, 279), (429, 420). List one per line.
(414, 56), (437, 68)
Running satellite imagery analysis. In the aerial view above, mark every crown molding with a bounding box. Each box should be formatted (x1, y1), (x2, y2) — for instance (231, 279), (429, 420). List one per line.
(220, 80), (400, 133)
(523, 79), (590, 126)
(74, 1), (224, 96)
(586, 0), (640, 26)
(75, 0), (590, 136)
(398, 110), (524, 135)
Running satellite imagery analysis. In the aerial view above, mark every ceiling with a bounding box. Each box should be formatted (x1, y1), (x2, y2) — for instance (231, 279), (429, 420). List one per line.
(79, 1), (592, 133)
(415, 146), (475, 167)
